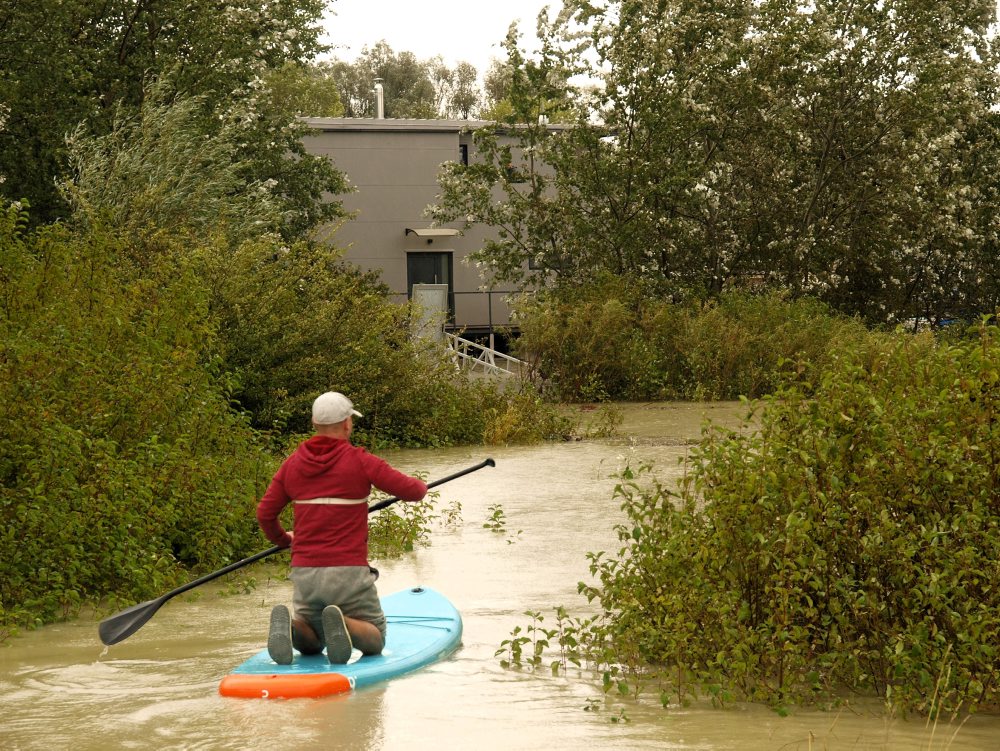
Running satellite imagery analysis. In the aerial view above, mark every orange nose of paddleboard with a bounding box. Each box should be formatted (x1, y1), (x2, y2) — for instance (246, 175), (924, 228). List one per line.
(219, 672), (352, 699)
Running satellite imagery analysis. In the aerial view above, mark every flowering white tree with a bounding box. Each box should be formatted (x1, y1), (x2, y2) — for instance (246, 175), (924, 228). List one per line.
(430, 0), (1000, 322)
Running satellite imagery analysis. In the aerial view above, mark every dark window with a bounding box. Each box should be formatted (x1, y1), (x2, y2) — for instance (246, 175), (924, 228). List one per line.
(459, 144), (469, 166)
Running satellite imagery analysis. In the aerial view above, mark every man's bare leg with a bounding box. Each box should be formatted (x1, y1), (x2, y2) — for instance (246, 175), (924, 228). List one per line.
(291, 618), (323, 655)
(345, 616), (384, 655)
(294, 613), (384, 657)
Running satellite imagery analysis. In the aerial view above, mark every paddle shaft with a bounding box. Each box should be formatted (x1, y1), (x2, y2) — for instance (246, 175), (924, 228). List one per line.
(168, 545), (284, 598)
(368, 457), (495, 511)
(98, 457), (494, 645)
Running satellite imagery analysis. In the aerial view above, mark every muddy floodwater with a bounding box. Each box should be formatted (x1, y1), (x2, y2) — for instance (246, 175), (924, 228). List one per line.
(2, 402), (999, 750)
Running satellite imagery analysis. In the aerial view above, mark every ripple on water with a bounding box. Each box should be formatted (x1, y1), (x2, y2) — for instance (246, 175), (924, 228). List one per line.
(19, 658), (215, 697)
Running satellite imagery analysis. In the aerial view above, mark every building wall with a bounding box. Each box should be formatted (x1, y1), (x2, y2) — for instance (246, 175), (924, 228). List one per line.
(301, 118), (515, 336)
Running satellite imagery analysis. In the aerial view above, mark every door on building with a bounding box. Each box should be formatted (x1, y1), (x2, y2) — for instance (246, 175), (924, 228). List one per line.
(406, 252), (454, 321)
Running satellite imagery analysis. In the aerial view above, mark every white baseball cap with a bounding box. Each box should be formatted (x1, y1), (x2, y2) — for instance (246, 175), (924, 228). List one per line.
(312, 392), (363, 425)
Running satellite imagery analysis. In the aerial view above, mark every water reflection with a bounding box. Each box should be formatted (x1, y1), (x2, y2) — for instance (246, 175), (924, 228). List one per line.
(1, 403), (998, 749)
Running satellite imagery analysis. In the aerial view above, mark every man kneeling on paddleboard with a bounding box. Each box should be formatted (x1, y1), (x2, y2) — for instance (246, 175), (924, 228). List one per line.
(256, 391), (428, 665)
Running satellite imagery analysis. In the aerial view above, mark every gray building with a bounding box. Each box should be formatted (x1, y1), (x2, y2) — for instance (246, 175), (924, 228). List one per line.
(301, 116), (514, 341)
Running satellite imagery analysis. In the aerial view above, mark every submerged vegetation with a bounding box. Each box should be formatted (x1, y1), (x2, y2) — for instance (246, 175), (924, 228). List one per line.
(0, 206), (272, 635)
(500, 323), (1000, 716)
(514, 278), (871, 403)
(0, 1), (574, 639)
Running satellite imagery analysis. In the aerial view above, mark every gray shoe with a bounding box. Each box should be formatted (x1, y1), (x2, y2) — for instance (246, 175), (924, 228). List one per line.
(267, 605), (293, 665)
(322, 605), (353, 664)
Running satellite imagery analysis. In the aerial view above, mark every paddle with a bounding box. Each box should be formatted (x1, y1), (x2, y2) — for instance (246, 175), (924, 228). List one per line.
(98, 457), (496, 646)
(368, 457), (495, 511)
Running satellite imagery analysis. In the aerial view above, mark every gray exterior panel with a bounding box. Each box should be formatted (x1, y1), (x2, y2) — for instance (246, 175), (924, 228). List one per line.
(302, 117), (518, 335)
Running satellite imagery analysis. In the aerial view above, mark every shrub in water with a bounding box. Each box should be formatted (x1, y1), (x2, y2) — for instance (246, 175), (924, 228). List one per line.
(515, 281), (871, 402)
(0, 205), (272, 635)
(197, 237), (566, 448)
(576, 326), (1000, 714)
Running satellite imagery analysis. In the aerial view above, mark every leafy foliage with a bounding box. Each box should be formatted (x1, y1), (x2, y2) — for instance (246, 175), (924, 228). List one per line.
(431, 0), (1000, 325)
(0, 4), (578, 643)
(0, 193), (568, 639)
(0, 204), (273, 634)
(514, 279), (870, 401)
(0, 0), (341, 237)
(538, 325), (1000, 715)
(262, 62), (346, 118)
(480, 387), (576, 444)
(195, 233), (569, 445)
(428, 58), (481, 119)
(480, 59), (516, 121)
(327, 42), (481, 119)
(63, 83), (321, 250)
(368, 491), (466, 559)
(368, 496), (435, 557)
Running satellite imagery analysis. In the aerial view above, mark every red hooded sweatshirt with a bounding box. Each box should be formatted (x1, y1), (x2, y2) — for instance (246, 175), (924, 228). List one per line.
(256, 436), (427, 567)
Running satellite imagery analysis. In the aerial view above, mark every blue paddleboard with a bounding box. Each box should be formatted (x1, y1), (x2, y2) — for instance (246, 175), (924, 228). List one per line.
(219, 586), (462, 699)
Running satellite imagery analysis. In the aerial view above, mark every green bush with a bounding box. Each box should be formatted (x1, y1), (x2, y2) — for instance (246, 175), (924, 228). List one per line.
(513, 276), (663, 401)
(480, 386), (576, 445)
(573, 325), (1000, 714)
(514, 280), (871, 402)
(0, 205), (272, 635)
(663, 292), (871, 400)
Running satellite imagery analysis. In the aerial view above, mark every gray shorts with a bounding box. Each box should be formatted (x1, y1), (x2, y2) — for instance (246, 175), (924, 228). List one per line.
(290, 566), (386, 640)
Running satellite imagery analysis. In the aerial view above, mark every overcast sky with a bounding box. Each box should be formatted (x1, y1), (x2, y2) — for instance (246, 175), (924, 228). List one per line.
(318, 0), (557, 76)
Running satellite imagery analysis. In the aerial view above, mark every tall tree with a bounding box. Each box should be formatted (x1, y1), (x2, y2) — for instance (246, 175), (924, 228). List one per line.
(480, 58), (515, 120)
(430, 0), (1000, 323)
(427, 14), (593, 286)
(263, 62), (346, 118)
(63, 81), (337, 252)
(329, 41), (438, 118)
(0, 0), (344, 236)
(429, 58), (480, 119)
(451, 61), (481, 119)
(741, 0), (1000, 321)
(328, 42), (483, 119)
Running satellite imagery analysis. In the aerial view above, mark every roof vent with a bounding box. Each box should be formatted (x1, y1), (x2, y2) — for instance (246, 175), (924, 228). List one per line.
(374, 78), (384, 119)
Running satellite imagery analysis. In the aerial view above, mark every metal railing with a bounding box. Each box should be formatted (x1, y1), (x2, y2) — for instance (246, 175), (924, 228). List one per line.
(446, 333), (525, 378)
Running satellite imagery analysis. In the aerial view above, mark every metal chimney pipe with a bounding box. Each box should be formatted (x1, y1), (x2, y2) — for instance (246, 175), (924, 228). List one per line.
(374, 78), (384, 119)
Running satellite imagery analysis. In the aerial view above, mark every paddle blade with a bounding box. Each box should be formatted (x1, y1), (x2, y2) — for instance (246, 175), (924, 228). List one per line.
(98, 597), (166, 646)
